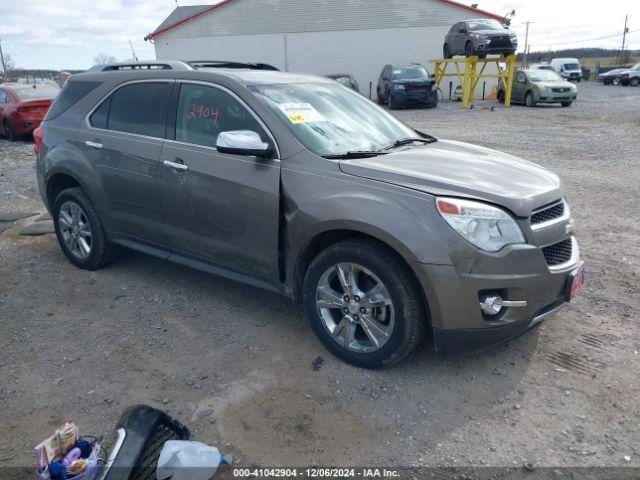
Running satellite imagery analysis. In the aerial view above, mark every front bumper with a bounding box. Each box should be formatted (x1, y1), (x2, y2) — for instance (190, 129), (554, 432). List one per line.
(389, 89), (438, 107)
(410, 238), (582, 355)
(538, 93), (577, 103)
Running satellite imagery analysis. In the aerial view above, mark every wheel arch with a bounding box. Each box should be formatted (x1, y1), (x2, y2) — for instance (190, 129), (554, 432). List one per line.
(46, 171), (85, 210)
(288, 226), (430, 327)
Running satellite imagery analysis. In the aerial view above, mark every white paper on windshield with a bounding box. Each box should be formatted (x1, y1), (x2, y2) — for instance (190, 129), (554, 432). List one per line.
(278, 103), (325, 124)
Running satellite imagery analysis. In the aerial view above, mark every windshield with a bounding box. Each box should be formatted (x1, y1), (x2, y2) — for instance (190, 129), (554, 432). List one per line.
(563, 63), (580, 71)
(528, 70), (563, 82)
(467, 19), (504, 31)
(632, 63), (640, 71)
(249, 83), (418, 157)
(391, 66), (429, 80)
(13, 86), (60, 100)
(333, 76), (352, 87)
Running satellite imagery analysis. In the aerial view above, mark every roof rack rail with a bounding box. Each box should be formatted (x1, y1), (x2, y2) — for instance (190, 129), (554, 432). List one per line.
(187, 60), (279, 71)
(88, 61), (193, 72)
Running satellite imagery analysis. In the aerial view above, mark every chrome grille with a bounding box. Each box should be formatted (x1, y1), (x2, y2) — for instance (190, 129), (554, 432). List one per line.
(542, 239), (573, 266)
(531, 201), (565, 225)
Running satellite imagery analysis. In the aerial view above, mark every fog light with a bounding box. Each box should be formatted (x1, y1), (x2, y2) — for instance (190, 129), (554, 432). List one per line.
(480, 294), (503, 315)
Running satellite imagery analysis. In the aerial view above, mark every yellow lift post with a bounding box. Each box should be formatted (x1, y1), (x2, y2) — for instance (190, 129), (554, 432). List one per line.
(430, 54), (517, 108)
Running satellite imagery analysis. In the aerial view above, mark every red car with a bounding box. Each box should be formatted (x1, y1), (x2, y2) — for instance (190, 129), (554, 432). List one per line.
(0, 83), (60, 140)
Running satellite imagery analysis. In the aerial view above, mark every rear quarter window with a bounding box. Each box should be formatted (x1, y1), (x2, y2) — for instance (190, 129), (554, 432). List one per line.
(44, 80), (101, 120)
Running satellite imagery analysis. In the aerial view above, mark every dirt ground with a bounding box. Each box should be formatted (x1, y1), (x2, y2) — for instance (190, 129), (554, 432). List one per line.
(1, 82), (639, 476)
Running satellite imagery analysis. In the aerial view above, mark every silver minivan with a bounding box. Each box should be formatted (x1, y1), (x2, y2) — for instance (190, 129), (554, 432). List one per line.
(36, 61), (584, 368)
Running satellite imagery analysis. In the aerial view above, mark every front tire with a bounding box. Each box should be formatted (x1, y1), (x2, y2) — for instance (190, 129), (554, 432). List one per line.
(302, 239), (426, 368)
(525, 91), (536, 107)
(387, 91), (397, 110)
(53, 187), (116, 270)
(465, 41), (474, 57)
(631, 77), (640, 87)
(561, 101), (572, 107)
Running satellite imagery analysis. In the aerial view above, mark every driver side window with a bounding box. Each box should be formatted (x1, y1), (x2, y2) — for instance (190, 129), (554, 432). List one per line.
(175, 83), (266, 149)
(516, 72), (526, 83)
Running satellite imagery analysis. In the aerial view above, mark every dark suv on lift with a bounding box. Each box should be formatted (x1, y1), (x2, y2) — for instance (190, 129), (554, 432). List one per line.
(36, 61), (583, 368)
(443, 19), (518, 58)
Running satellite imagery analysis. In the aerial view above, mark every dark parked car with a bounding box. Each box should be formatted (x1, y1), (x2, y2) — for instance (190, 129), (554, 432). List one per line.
(326, 73), (359, 92)
(376, 64), (438, 109)
(443, 19), (517, 58)
(0, 83), (59, 140)
(35, 61), (583, 368)
(597, 68), (626, 85)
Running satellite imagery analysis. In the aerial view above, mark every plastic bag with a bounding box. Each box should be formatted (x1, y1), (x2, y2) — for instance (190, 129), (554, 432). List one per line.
(156, 441), (223, 480)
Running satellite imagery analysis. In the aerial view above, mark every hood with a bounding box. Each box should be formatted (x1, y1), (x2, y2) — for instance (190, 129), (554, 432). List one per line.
(475, 29), (514, 36)
(339, 139), (563, 217)
(536, 81), (575, 89)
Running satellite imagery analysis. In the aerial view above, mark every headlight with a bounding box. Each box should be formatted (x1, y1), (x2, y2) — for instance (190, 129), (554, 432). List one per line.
(393, 84), (405, 90)
(436, 197), (525, 252)
(473, 34), (491, 43)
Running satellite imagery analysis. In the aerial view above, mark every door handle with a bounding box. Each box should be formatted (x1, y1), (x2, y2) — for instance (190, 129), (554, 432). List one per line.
(85, 140), (103, 150)
(163, 159), (188, 171)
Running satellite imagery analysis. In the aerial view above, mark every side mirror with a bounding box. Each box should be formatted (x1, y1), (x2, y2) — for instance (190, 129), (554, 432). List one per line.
(216, 130), (273, 158)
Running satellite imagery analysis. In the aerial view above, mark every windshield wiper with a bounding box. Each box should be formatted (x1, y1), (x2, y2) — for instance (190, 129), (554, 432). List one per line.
(322, 151), (389, 159)
(379, 137), (436, 152)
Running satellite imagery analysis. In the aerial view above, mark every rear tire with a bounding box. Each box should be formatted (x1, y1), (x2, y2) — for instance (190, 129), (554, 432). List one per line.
(525, 91), (536, 107)
(53, 187), (117, 270)
(443, 44), (451, 59)
(302, 239), (426, 368)
(3, 120), (15, 141)
(376, 88), (384, 105)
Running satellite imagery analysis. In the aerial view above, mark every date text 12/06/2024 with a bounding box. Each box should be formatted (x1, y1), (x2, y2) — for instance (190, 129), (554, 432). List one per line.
(233, 468), (400, 478)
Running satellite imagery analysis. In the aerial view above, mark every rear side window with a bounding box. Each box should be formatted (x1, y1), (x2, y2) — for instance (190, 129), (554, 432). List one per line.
(45, 81), (100, 120)
(89, 82), (172, 138)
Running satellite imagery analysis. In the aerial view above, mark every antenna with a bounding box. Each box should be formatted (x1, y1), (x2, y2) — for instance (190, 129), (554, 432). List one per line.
(129, 40), (139, 61)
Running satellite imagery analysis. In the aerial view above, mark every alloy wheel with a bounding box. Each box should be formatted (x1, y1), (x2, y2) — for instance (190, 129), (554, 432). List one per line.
(58, 201), (93, 259)
(315, 262), (395, 353)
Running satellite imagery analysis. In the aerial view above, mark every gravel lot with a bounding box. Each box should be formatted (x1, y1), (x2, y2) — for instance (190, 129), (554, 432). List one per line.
(1, 81), (639, 477)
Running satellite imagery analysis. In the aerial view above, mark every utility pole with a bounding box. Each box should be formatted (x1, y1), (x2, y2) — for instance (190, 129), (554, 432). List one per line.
(620, 15), (629, 66)
(0, 38), (7, 80)
(522, 21), (533, 69)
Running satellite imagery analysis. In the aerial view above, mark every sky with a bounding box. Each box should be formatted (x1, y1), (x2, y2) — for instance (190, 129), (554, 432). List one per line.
(1, 0), (638, 71)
